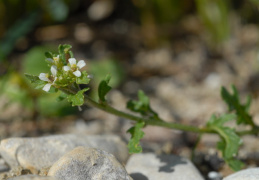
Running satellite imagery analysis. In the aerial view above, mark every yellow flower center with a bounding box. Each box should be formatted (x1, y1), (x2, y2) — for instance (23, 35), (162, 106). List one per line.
(54, 57), (59, 62)
(71, 64), (77, 71)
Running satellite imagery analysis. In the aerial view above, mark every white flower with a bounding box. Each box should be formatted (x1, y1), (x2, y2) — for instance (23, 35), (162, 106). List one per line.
(43, 84), (52, 92)
(73, 70), (81, 77)
(51, 65), (57, 77)
(77, 60), (86, 69)
(39, 73), (49, 82)
(63, 58), (86, 77)
(38, 65), (58, 92)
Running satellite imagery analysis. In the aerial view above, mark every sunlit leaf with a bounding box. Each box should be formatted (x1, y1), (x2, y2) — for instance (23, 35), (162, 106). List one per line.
(207, 114), (243, 171)
(56, 91), (68, 101)
(127, 90), (160, 121)
(76, 71), (90, 85)
(127, 121), (145, 153)
(23, 46), (53, 75)
(67, 88), (89, 106)
(98, 74), (112, 102)
(24, 73), (46, 89)
(221, 85), (253, 126)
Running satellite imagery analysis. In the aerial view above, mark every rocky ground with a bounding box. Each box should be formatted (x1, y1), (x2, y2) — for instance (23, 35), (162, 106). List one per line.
(1, 13), (259, 180)
(0, 134), (258, 180)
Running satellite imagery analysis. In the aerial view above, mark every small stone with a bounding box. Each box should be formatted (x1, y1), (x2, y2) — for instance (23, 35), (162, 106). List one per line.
(223, 168), (259, 180)
(0, 134), (128, 173)
(48, 146), (131, 180)
(208, 171), (222, 180)
(7, 175), (56, 180)
(126, 153), (205, 180)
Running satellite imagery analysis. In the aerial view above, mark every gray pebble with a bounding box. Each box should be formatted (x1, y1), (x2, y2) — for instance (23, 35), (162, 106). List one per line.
(48, 146), (131, 180)
(223, 168), (259, 180)
(0, 134), (128, 173)
(7, 174), (56, 180)
(126, 153), (205, 180)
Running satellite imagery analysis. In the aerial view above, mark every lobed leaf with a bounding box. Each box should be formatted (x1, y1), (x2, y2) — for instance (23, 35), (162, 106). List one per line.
(45, 51), (53, 59)
(127, 121), (145, 153)
(67, 88), (89, 106)
(207, 114), (243, 171)
(24, 73), (46, 89)
(98, 74), (112, 102)
(76, 71), (90, 85)
(221, 85), (253, 126)
(127, 90), (160, 121)
(227, 159), (244, 172)
(56, 92), (68, 102)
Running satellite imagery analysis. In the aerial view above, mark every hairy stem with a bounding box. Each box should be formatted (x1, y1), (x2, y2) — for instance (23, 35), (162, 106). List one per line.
(84, 96), (214, 134)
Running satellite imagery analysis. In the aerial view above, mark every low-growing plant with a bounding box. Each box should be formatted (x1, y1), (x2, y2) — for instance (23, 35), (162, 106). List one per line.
(25, 44), (259, 171)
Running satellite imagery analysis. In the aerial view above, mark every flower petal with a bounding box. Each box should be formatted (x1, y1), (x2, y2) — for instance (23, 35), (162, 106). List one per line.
(77, 60), (86, 69)
(63, 66), (71, 71)
(39, 73), (49, 81)
(43, 83), (51, 92)
(51, 66), (57, 77)
(73, 70), (81, 77)
(68, 58), (77, 66)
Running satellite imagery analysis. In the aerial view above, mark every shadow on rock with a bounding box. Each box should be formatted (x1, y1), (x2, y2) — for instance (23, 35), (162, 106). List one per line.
(130, 173), (149, 180)
(156, 154), (187, 173)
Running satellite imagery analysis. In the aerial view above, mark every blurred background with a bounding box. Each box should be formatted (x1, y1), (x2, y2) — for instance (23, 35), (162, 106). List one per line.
(1, 0), (259, 177)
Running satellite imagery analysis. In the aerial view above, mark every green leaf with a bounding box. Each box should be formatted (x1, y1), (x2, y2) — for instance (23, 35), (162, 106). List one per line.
(24, 73), (46, 89)
(45, 52), (53, 59)
(127, 121), (145, 153)
(22, 46), (53, 75)
(221, 85), (253, 126)
(207, 114), (243, 171)
(127, 90), (160, 121)
(207, 114), (237, 127)
(56, 92), (68, 102)
(98, 74), (112, 102)
(58, 44), (72, 65)
(227, 159), (244, 172)
(67, 88), (89, 106)
(76, 71), (90, 85)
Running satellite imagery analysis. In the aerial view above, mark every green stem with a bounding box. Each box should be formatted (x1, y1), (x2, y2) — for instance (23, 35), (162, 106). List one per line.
(237, 128), (259, 136)
(84, 96), (213, 134)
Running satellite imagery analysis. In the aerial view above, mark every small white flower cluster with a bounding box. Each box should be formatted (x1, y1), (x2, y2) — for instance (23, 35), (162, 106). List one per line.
(39, 56), (86, 92)
(63, 58), (86, 77)
(39, 65), (58, 92)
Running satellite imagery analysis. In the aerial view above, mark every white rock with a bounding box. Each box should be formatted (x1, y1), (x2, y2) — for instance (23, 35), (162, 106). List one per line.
(48, 146), (131, 180)
(126, 153), (205, 180)
(223, 168), (259, 180)
(0, 158), (9, 172)
(8, 175), (56, 180)
(0, 134), (128, 173)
